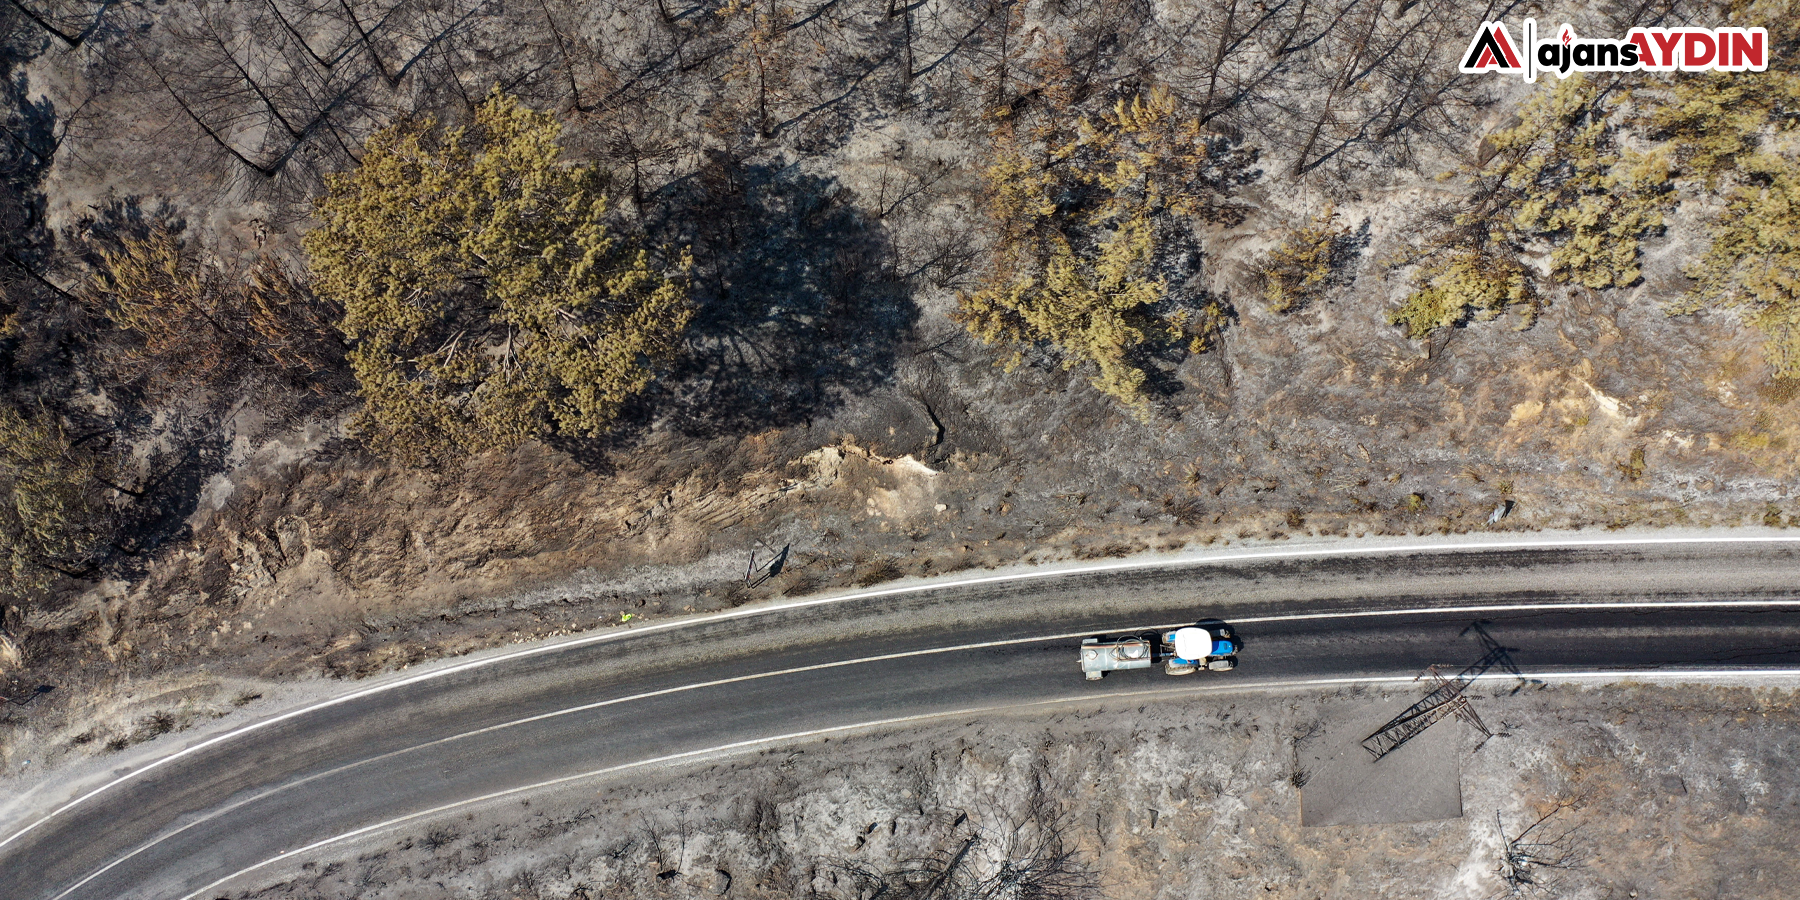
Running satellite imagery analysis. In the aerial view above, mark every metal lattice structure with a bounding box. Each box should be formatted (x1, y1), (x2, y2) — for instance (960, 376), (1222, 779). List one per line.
(1360, 625), (1516, 760)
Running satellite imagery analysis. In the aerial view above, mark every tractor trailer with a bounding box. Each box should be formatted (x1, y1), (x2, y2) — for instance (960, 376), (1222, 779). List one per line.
(1080, 623), (1238, 680)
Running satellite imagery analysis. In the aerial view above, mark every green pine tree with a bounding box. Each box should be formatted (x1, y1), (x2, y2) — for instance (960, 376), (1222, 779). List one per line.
(305, 90), (692, 465)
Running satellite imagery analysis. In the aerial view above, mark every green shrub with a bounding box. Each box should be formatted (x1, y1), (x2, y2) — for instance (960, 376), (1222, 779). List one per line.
(1260, 208), (1347, 313)
(958, 215), (1164, 415)
(1391, 76), (1665, 338)
(1675, 155), (1800, 376)
(956, 87), (1247, 414)
(1388, 247), (1534, 338)
(1633, 0), (1800, 183)
(1635, 2), (1800, 376)
(1493, 76), (1669, 290)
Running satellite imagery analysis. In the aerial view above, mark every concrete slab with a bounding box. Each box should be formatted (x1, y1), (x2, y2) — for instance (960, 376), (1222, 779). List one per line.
(1298, 694), (1463, 826)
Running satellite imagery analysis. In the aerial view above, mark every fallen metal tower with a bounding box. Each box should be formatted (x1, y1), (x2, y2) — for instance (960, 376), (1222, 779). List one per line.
(1360, 625), (1515, 760)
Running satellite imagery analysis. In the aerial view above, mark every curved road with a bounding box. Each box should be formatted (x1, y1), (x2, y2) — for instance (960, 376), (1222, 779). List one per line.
(6, 538), (1800, 899)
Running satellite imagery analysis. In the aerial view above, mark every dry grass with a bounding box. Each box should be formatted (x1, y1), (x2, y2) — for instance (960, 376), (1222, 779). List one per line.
(0, 633), (20, 675)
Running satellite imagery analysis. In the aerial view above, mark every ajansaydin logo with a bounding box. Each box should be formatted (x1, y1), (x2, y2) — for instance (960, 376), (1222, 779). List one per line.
(1461, 19), (1768, 82)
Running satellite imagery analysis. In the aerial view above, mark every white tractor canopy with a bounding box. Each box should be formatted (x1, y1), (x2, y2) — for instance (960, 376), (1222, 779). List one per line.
(1171, 627), (1219, 661)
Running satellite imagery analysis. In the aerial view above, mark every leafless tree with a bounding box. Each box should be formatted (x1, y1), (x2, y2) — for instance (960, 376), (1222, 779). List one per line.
(816, 770), (1097, 900)
(4, 0), (112, 49)
(96, 0), (493, 210)
(1281, 0), (1522, 178)
(1495, 802), (1586, 897)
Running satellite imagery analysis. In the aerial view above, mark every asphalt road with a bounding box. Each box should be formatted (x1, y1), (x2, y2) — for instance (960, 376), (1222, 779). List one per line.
(6, 538), (1800, 900)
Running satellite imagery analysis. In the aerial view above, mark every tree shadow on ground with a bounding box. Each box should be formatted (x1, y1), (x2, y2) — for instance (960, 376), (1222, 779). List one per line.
(103, 420), (223, 564)
(0, 65), (63, 390)
(1135, 223), (1236, 408)
(645, 154), (917, 438)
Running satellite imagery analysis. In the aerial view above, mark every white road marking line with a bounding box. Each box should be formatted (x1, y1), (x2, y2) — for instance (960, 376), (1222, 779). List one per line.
(46, 595), (1800, 900)
(1228, 597), (1800, 625)
(42, 630), (1110, 900)
(174, 666), (1800, 900)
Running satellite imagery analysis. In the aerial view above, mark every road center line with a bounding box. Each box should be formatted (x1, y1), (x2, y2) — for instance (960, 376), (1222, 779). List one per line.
(1227, 596), (1800, 625)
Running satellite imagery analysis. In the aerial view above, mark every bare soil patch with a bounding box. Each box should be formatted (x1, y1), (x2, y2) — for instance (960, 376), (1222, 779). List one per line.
(1297, 694), (1463, 827)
